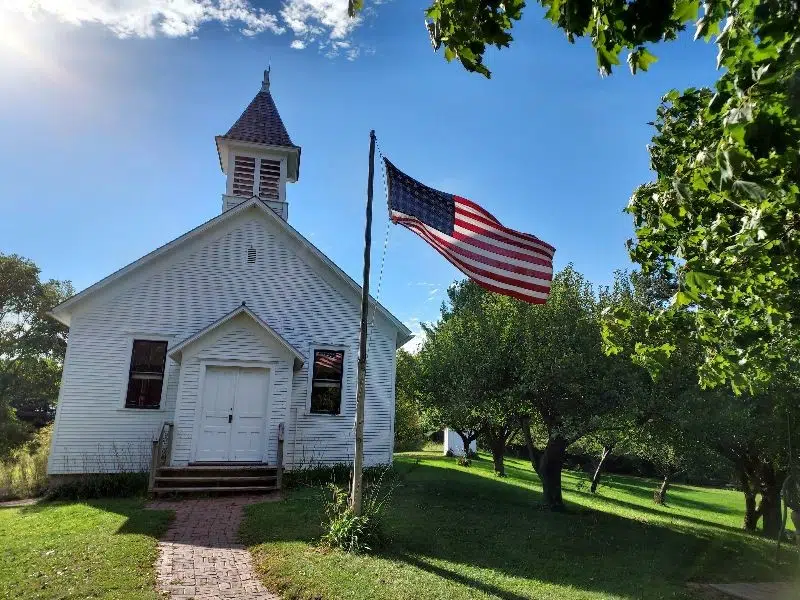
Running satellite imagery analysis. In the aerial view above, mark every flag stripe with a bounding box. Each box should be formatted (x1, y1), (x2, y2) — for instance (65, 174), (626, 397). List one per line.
(407, 224), (550, 302)
(398, 218), (553, 285)
(454, 196), (501, 223)
(456, 197), (557, 253)
(400, 220), (553, 295)
(451, 229), (553, 270)
(455, 208), (555, 259)
(453, 220), (554, 266)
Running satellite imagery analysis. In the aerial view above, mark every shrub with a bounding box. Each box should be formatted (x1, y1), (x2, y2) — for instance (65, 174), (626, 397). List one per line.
(320, 468), (394, 553)
(283, 463), (389, 490)
(0, 425), (52, 500)
(47, 472), (149, 500)
(457, 455), (472, 467)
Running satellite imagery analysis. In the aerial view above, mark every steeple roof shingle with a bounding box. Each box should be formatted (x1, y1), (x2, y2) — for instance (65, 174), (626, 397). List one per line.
(219, 70), (296, 148)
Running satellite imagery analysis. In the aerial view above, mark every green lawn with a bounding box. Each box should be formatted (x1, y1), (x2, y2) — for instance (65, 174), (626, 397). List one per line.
(0, 499), (171, 600)
(242, 451), (800, 600)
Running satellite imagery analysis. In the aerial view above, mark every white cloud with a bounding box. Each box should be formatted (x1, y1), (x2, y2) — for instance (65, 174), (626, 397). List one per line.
(6, 0), (374, 58)
(281, 0), (357, 40)
(7, 0), (284, 38)
(281, 0), (363, 57)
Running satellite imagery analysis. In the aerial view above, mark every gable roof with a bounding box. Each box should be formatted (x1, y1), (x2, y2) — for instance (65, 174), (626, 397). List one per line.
(49, 198), (413, 346)
(168, 304), (305, 370)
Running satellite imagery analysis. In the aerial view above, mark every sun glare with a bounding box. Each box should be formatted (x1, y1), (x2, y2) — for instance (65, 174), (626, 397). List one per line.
(0, 9), (72, 88)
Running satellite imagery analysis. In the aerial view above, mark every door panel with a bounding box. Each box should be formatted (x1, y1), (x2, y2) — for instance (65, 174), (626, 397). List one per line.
(230, 368), (269, 462)
(196, 366), (237, 462)
(195, 365), (270, 463)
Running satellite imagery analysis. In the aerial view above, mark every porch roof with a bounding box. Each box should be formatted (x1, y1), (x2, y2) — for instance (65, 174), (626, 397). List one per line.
(168, 303), (305, 370)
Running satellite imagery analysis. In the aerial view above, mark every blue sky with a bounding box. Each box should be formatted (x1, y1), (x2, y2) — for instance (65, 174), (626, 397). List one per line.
(0, 1), (719, 347)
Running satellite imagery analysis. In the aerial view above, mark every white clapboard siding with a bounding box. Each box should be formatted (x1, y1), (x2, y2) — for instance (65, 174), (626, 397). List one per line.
(48, 206), (398, 474)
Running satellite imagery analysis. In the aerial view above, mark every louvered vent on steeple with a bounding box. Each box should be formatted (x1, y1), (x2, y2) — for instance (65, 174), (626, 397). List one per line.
(232, 156), (256, 197)
(258, 159), (281, 201)
(216, 69), (301, 220)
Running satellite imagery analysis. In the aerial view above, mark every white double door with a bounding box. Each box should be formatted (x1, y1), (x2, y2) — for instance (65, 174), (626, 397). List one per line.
(196, 365), (270, 462)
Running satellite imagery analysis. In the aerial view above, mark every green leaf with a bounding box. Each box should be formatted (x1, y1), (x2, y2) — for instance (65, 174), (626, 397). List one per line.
(732, 180), (767, 201)
(544, 0), (563, 22)
(628, 47), (658, 75)
(685, 271), (718, 296)
(660, 213), (678, 228)
(672, 0), (700, 23)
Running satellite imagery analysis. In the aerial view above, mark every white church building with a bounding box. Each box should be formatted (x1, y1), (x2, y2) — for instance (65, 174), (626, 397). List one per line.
(47, 71), (411, 481)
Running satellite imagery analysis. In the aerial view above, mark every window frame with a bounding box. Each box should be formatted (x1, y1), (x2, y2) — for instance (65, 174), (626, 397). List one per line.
(307, 345), (347, 416)
(118, 336), (172, 411)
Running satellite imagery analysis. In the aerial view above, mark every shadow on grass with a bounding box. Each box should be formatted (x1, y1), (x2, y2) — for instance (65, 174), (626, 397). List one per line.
(17, 497), (172, 538)
(244, 459), (798, 600)
(593, 478), (741, 516)
(566, 486), (752, 538)
(499, 461), (744, 530)
(398, 553), (531, 600)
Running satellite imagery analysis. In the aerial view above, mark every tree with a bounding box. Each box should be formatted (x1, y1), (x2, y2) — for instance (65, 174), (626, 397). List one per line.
(349, 0), (800, 389)
(394, 349), (426, 451)
(0, 253), (72, 456)
(513, 266), (646, 509)
(417, 281), (518, 474)
(696, 376), (800, 537)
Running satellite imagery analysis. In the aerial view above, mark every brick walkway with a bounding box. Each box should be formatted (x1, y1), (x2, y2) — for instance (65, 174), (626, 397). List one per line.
(148, 495), (280, 600)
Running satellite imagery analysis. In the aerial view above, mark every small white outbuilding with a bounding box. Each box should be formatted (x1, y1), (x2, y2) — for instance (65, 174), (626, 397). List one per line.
(443, 428), (477, 456)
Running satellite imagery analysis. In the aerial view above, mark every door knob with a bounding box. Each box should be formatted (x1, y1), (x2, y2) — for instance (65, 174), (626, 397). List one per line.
(228, 414), (232, 423)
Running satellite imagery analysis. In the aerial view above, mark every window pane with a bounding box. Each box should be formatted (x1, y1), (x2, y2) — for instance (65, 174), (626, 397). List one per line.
(310, 384), (341, 415)
(313, 350), (343, 381)
(131, 340), (167, 374)
(125, 377), (163, 409)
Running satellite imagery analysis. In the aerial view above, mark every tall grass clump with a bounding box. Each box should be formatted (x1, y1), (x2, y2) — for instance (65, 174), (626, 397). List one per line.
(321, 468), (395, 553)
(0, 425), (52, 500)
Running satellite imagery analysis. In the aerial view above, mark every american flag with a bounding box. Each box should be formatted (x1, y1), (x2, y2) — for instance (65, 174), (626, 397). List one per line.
(385, 159), (555, 304)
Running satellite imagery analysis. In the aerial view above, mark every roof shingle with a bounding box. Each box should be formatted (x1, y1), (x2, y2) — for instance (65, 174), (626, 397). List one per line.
(221, 86), (295, 148)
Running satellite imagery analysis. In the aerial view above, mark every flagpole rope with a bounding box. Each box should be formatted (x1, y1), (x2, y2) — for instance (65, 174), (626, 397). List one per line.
(368, 136), (391, 329)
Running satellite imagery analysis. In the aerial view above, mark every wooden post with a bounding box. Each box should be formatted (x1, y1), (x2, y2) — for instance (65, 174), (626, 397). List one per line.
(276, 422), (285, 490)
(148, 440), (158, 494)
(350, 130), (376, 516)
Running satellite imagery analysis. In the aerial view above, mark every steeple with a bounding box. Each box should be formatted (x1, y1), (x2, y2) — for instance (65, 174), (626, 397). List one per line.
(215, 69), (301, 219)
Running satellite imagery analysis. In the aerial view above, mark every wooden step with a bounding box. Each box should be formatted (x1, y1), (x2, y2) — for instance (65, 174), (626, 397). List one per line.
(154, 476), (276, 484)
(152, 485), (277, 495)
(161, 464), (277, 471)
(158, 466), (278, 479)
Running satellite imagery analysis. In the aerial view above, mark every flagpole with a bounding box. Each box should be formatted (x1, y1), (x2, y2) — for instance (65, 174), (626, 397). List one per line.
(351, 129), (375, 516)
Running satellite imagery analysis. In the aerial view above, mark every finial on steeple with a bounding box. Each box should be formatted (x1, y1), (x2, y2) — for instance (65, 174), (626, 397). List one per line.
(261, 66), (270, 92)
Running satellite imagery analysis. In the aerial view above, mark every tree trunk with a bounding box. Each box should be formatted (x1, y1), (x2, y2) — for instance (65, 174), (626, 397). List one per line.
(521, 417), (542, 476)
(743, 490), (758, 531)
(735, 459), (758, 531)
(654, 472), (671, 505)
(538, 436), (567, 510)
(757, 464), (782, 539)
(490, 437), (506, 477)
(590, 446), (613, 494)
(456, 431), (474, 457)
